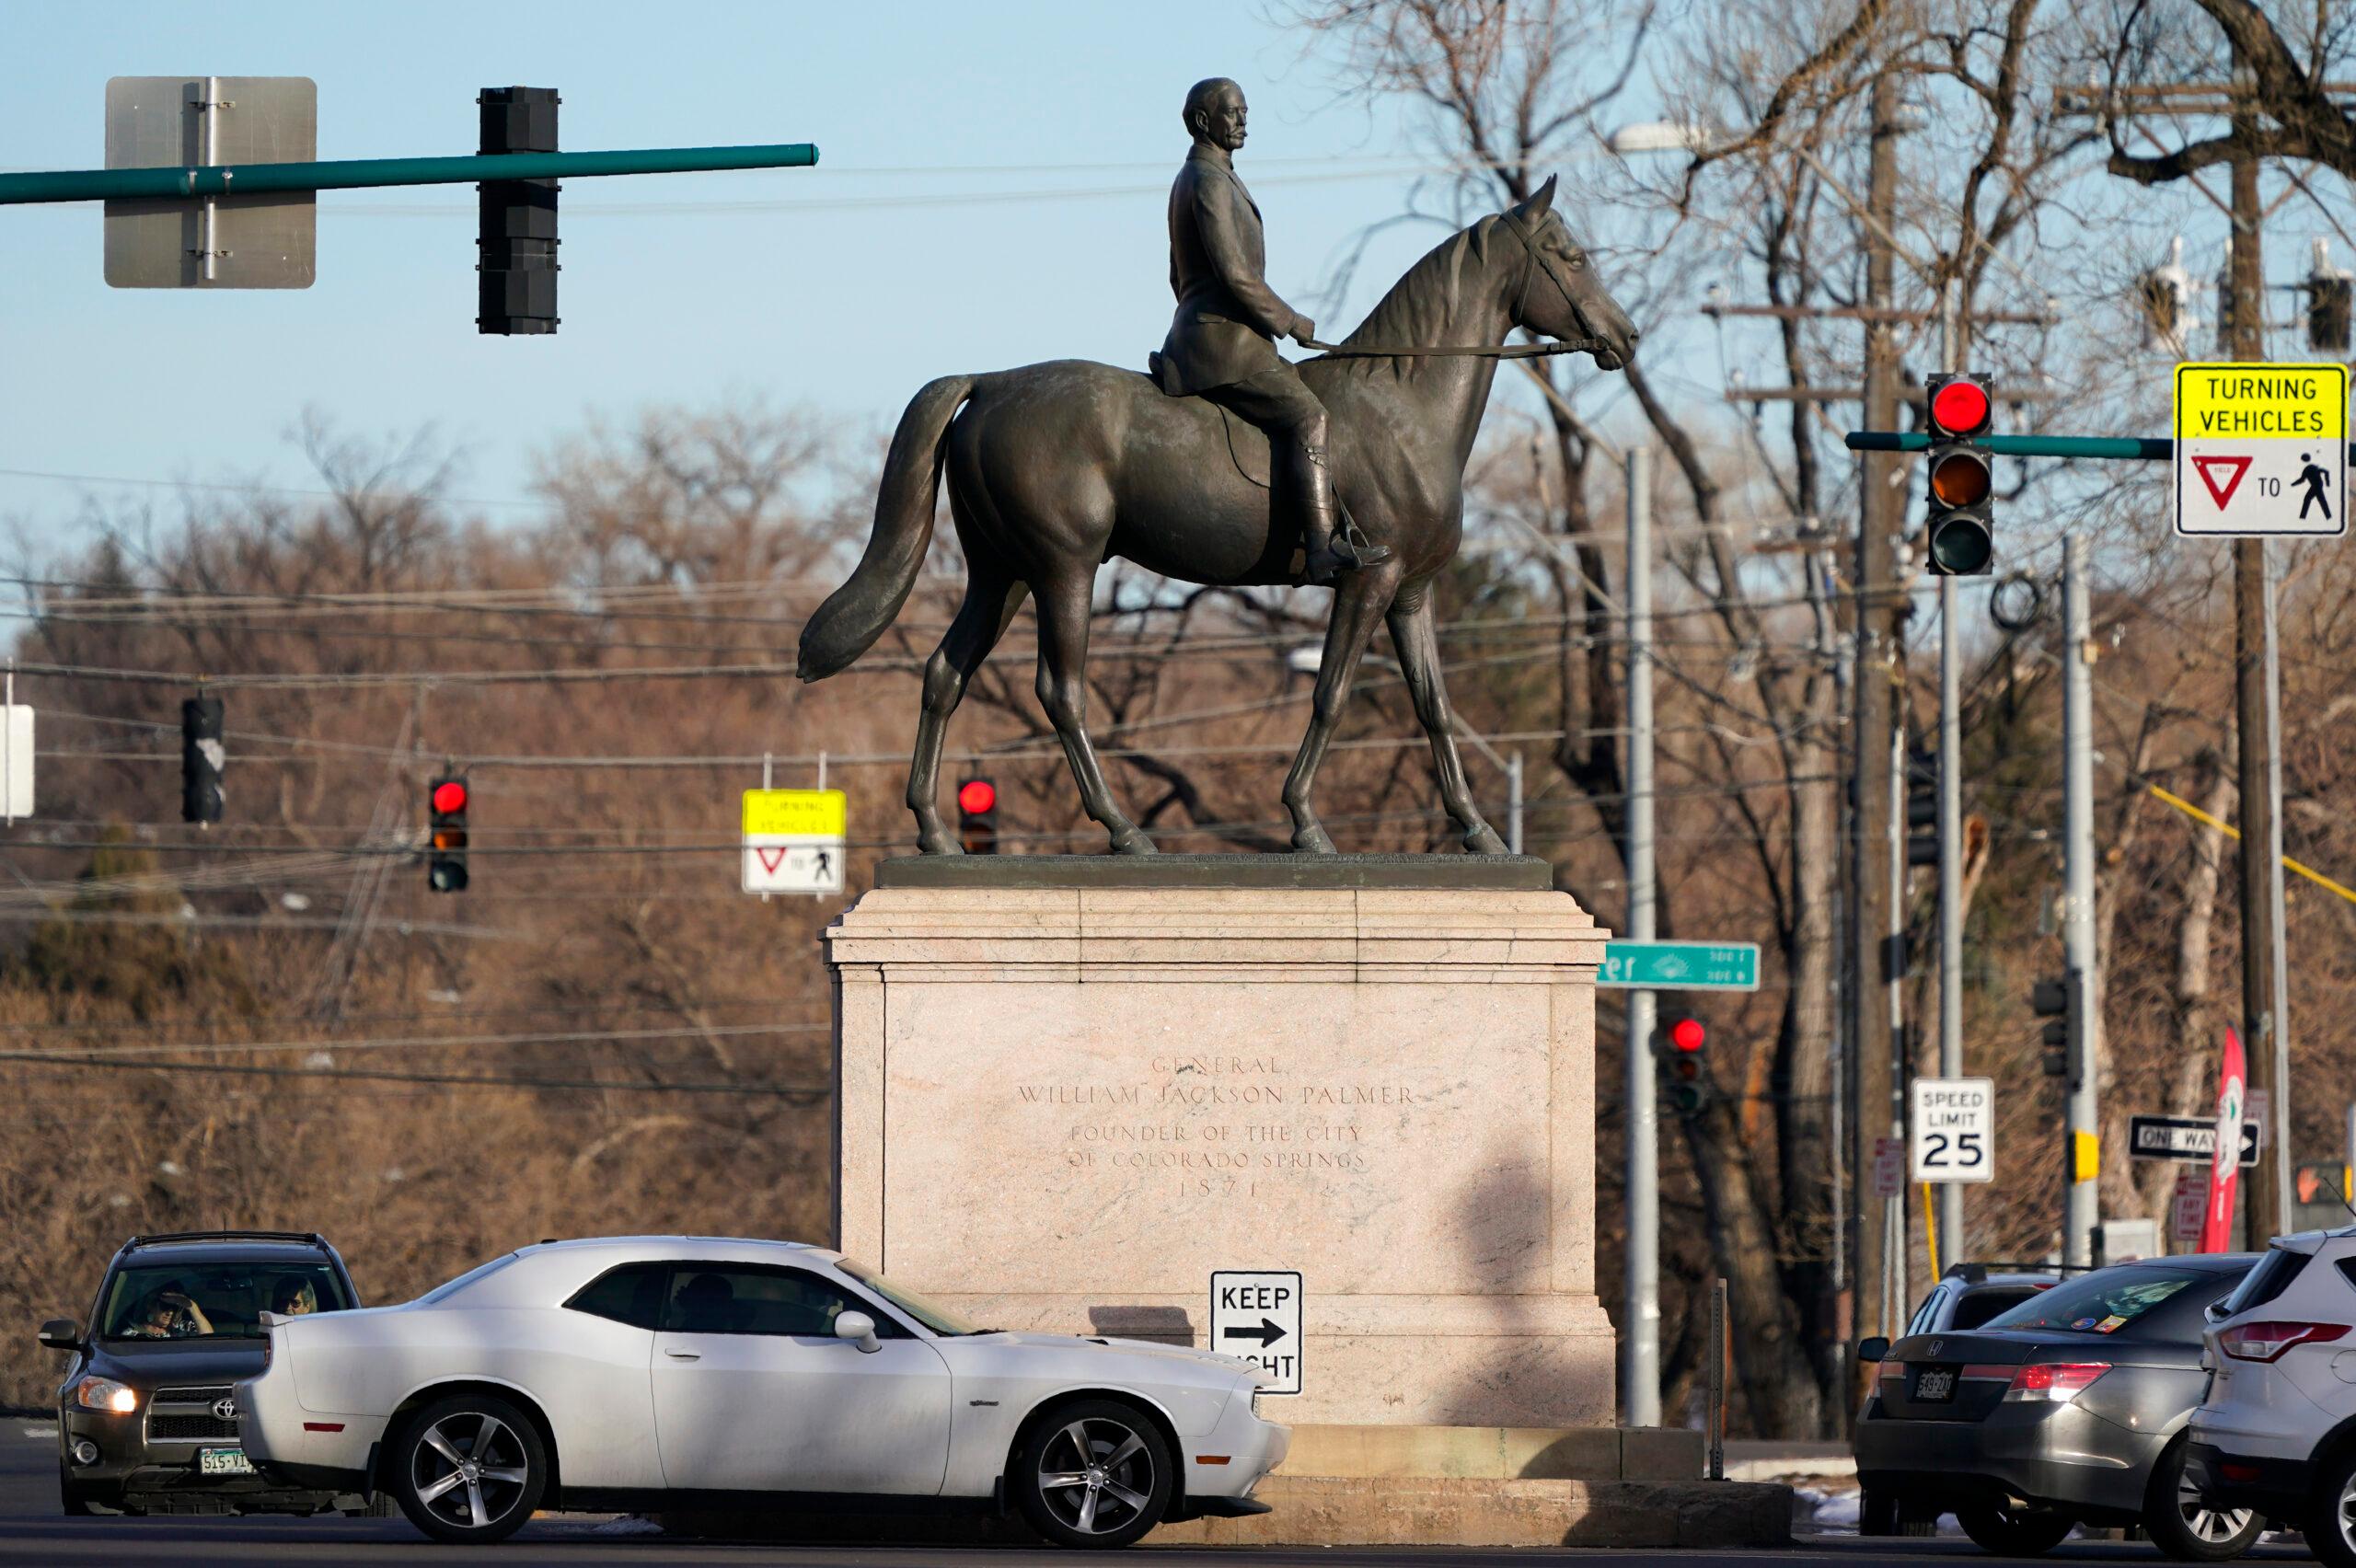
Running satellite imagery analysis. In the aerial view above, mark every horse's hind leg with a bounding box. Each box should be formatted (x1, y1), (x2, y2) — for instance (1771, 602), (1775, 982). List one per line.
(1282, 567), (1401, 853)
(907, 560), (1028, 855)
(1033, 567), (1154, 855)
(1389, 585), (1508, 854)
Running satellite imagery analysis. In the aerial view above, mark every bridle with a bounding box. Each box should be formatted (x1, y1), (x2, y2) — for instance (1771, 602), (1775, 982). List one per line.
(1299, 206), (1611, 361)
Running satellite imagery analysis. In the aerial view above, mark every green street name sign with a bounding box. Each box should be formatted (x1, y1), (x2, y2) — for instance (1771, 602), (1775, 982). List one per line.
(1598, 940), (1761, 991)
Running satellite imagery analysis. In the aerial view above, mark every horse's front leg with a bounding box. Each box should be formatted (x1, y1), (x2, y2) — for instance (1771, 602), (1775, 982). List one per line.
(1033, 569), (1155, 855)
(1283, 568), (1401, 853)
(1388, 587), (1507, 854)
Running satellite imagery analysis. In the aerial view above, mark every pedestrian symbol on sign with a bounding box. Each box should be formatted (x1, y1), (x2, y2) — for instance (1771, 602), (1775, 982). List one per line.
(2299, 454), (2334, 521)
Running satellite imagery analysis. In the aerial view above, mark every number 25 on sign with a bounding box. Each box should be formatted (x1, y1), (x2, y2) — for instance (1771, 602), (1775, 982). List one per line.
(1911, 1077), (1995, 1184)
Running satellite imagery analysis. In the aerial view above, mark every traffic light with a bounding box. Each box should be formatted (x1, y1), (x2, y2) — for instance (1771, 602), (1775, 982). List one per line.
(956, 777), (999, 855)
(2032, 972), (2076, 1082)
(2310, 238), (2353, 353)
(477, 86), (560, 335)
(427, 775), (469, 892)
(1905, 750), (1938, 868)
(180, 697), (224, 824)
(1660, 1015), (1708, 1117)
(1923, 374), (1994, 576)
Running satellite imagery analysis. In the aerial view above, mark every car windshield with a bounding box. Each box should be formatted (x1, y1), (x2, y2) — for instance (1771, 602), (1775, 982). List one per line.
(98, 1261), (352, 1341)
(836, 1257), (985, 1336)
(1979, 1264), (2215, 1336)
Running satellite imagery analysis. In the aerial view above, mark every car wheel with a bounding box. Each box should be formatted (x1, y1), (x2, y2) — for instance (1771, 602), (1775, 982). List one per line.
(388, 1393), (548, 1545)
(2308, 1447), (2356, 1568)
(1958, 1502), (2075, 1556)
(1859, 1487), (1899, 1536)
(1012, 1399), (1174, 1550)
(2145, 1437), (2263, 1562)
(57, 1468), (98, 1516)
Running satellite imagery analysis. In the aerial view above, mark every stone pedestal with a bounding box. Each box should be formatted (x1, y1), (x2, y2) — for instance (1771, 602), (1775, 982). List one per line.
(823, 855), (1615, 1427)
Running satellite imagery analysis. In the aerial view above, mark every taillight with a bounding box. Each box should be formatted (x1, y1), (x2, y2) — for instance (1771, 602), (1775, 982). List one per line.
(2219, 1320), (2350, 1363)
(2003, 1362), (2111, 1402)
(1877, 1358), (1902, 1384)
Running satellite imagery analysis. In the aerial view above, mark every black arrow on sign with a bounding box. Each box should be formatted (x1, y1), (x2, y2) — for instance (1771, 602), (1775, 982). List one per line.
(1222, 1317), (1286, 1347)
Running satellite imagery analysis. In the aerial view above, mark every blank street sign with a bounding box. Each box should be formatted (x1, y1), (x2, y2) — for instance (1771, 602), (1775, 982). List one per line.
(105, 76), (316, 288)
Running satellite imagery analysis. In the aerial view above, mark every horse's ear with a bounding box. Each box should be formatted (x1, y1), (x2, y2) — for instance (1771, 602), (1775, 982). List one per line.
(1523, 174), (1558, 217)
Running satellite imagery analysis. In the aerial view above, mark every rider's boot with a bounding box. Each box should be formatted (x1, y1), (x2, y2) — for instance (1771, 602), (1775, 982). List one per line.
(1298, 443), (1390, 586)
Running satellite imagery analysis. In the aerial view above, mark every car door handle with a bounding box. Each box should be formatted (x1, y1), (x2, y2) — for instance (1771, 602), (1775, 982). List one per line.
(664, 1350), (701, 1360)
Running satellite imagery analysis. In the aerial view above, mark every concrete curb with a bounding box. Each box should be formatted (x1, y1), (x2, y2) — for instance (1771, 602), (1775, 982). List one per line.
(1155, 1476), (1795, 1549)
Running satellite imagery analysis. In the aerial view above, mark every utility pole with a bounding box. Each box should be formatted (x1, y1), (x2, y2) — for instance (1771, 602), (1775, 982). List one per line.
(1623, 446), (1661, 1428)
(2062, 534), (2102, 1265)
(1850, 73), (1904, 1347)
(2226, 47), (2290, 1242)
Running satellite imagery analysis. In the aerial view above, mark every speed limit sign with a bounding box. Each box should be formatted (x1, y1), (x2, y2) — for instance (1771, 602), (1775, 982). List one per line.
(1911, 1077), (1995, 1183)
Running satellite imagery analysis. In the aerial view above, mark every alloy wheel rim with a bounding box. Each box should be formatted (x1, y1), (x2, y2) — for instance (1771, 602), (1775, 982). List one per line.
(1036, 1416), (1154, 1536)
(410, 1412), (529, 1530)
(2339, 1473), (2356, 1552)
(2177, 1472), (2253, 1544)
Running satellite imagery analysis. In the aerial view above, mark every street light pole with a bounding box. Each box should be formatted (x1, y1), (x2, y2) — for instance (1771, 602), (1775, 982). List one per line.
(1623, 446), (1661, 1428)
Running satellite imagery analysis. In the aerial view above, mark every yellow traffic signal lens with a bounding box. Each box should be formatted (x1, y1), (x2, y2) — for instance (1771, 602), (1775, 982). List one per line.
(432, 829), (468, 852)
(1930, 451), (1991, 507)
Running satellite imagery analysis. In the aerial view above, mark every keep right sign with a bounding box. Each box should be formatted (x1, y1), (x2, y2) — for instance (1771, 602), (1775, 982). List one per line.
(2176, 362), (2349, 537)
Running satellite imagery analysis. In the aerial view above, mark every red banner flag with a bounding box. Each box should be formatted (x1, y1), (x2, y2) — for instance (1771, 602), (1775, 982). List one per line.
(2200, 1027), (2247, 1253)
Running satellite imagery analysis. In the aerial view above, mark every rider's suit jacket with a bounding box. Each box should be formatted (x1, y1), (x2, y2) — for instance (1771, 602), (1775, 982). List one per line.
(1153, 144), (1312, 396)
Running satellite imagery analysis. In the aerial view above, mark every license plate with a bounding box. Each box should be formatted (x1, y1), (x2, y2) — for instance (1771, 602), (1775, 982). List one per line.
(1914, 1366), (1958, 1402)
(199, 1447), (254, 1476)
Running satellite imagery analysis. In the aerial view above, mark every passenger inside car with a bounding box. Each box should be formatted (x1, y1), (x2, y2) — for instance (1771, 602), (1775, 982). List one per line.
(271, 1277), (319, 1316)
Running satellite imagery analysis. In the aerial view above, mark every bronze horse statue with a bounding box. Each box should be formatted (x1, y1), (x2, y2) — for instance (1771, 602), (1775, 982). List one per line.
(797, 178), (1637, 855)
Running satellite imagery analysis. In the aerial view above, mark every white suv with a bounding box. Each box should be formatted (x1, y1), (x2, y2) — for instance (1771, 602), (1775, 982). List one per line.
(2186, 1227), (2356, 1566)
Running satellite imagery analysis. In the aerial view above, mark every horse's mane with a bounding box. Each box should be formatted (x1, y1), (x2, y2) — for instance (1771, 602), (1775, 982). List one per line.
(1329, 211), (1514, 372)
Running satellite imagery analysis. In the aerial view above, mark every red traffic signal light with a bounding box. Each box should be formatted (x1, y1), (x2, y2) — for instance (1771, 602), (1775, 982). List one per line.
(956, 778), (997, 815)
(1669, 1017), (1705, 1053)
(1929, 376), (1992, 438)
(432, 778), (469, 815)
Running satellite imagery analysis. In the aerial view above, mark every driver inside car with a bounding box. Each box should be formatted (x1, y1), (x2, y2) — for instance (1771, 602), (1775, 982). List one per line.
(124, 1286), (214, 1339)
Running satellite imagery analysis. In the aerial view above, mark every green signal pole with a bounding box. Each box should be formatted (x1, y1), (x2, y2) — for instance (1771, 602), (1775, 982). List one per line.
(1848, 430), (2356, 464)
(0, 142), (818, 205)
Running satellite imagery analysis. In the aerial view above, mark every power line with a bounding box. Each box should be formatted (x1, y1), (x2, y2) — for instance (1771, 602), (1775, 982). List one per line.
(0, 1051), (829, 1098)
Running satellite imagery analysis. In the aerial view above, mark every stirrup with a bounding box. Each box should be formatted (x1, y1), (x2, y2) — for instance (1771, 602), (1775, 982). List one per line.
(1304, 535), (1392, 585)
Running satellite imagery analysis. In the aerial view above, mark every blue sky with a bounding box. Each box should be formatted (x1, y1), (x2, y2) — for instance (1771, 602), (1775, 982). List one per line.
(0, 1), (1491, 533)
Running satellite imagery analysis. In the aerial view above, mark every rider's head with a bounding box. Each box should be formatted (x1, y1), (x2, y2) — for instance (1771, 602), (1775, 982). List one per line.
(1183, 78), (1247, 151)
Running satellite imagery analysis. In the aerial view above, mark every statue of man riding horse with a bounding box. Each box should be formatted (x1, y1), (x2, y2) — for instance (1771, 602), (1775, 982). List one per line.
(798, 76), (1637, 856)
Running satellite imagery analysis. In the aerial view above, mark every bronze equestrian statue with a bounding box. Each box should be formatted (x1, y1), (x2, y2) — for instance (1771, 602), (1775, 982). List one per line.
(1152, 77), (1385, 587)
(798, 86), (1637, 858)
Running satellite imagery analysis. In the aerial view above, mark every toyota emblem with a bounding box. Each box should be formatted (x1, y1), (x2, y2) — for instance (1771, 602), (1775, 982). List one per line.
(1925, 1339), (1944, 1359)
(213, 1396), (237, 1423)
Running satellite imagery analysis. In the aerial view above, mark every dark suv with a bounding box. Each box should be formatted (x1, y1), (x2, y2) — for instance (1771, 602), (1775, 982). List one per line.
(38, 1230), (364, 1516)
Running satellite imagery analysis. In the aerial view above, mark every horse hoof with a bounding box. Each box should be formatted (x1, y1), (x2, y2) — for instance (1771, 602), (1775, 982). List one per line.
(1291, 826), (1338, 855)
(1110, 829), (1159, 856)
(918, 831), (964, 857)
(1465, 825), (1509, 855)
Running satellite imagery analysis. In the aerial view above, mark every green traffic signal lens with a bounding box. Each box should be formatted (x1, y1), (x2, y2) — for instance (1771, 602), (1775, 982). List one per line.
(429, 860), (468, 894)
(1930, 517), (1993, 575)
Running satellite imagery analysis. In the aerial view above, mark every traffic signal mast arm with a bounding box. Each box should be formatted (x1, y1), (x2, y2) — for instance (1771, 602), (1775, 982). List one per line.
(0, 142), (818, 205)
(1850, 430), (2356, 462)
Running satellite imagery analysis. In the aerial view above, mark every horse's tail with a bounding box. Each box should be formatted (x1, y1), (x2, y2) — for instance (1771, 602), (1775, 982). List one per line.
(797, 374), (976, 682)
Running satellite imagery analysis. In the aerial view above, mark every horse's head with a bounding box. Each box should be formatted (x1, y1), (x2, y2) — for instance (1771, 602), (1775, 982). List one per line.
(1501, 176), (1637, 372)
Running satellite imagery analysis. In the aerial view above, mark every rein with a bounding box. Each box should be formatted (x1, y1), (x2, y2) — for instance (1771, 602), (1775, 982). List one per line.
(1300, 336), (1609, 360)
(1300, 205), (1611, 362)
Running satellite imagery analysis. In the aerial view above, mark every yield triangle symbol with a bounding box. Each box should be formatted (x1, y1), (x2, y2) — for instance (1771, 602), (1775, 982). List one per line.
(756, 846), (790, 873)
(2192, 455), (2252, 510)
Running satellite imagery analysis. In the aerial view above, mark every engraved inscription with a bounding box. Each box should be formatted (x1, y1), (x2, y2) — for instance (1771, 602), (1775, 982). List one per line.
(1022, 1052), (1413, 1196)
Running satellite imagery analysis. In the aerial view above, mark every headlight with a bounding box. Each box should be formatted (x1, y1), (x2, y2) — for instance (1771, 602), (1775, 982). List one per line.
(74, 1376), (138, 1414)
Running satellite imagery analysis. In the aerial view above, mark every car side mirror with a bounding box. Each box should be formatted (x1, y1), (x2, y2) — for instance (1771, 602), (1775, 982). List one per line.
(1856, 1335), (1890, 1365)
(834, 1310), (881, 1354)
(37, 1319), (80, 1353)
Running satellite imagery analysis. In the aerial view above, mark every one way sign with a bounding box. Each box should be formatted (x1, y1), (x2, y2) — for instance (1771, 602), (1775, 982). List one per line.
(1209, 1270), (1301, 1396)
